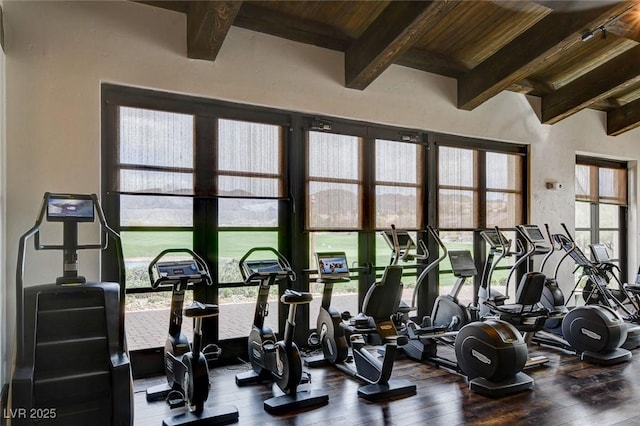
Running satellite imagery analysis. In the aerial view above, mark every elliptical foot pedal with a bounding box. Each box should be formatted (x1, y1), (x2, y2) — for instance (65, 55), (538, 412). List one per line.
(356, 379), (416, 401)
(468, 371), (533, 397)
(263, 390), (329, 415)
(162, 405), (239, 426)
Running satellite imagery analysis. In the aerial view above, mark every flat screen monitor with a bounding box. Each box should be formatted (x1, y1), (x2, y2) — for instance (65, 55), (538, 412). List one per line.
(315, 252), (350, 279)
(244, 259), (284, 274)
(381, 229), (415, 250)
(448, 250), (477, 277)
(521, 225), (545, 243)
(156, 260), (200, 279)
(590, 244), (610, 263)
(46, 194), (94, 222)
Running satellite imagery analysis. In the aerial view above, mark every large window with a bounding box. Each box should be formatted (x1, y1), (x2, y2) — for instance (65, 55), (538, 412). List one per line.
(103, 85), (528, 371)
(115, 107), (195, 350)
(104, 87), (291, 352)
(436, 140), (526, 305)
(306, 131), (361, 230)
(575, 157), (627, 274)
(217, 119), (284, 338)
(375, 139), (422, 230)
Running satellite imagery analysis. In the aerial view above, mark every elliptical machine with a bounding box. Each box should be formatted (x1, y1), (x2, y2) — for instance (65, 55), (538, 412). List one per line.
(517, 224), (631, 365)
(546, 223), (640, 352)
(305, 252), (417, 401)
(384, 226), (535, 396)
(145, 249), (239, 426)
(383, 226), (478, 331)
(234, 248), (328, 414)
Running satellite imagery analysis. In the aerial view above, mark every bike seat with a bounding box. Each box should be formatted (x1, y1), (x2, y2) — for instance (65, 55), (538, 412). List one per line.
(184, 301), (219, 318)
(280, 289), (313, 305)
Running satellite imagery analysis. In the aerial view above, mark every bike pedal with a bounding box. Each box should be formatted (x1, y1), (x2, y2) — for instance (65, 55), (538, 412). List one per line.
(203, 343), (222, 361)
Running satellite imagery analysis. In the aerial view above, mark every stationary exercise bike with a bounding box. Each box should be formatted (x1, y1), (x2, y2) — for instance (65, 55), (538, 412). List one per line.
(305, 252), (416, 401)
(145, 249), (238, 426)
(234, 247), (328, 414)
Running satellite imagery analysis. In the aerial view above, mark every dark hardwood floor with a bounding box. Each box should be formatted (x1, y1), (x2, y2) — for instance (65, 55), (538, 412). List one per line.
(134, 344), (640, 425)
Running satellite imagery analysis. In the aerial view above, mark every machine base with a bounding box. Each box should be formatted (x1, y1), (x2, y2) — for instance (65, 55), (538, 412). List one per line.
(146, 383), (172, 402)
(235, 370), (272, 386)
(263, 390), (329, 414)
(622, 323), (640, 350)
(304, 354), (329, 368)
(162, 405), (239, 426)
(357, 379), (417, 401)
(469, 372), (533, 397)
(581, 348), (631, 365)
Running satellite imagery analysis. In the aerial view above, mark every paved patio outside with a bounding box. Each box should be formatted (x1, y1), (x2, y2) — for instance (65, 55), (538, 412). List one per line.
(125, 293), (362, 351)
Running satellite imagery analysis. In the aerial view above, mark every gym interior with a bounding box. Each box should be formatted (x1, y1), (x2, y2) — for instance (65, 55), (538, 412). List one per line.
(3, 1), (640, 425)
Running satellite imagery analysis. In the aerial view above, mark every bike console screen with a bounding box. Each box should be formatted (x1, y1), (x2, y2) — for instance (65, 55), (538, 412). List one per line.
(245, 259), (284, 275)
(316, 252), (350, 279)
(157, 260), (200, 279)
(46, 194), (94, 222)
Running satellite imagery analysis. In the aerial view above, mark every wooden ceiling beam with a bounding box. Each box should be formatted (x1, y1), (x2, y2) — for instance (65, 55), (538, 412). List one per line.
(345, 1), (458, 90)
(186, 1), (242, 61)
(234, 3), (350, 51)
(457, 1), (635, 111)
(542, 45), (640, 124)
(607, 97), (640, 135)
(135, 1), (187, 14)
(396, 47), (467, 79)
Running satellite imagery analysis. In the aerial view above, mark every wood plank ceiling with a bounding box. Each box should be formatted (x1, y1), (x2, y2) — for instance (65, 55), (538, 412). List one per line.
(137, 0), (640, 136)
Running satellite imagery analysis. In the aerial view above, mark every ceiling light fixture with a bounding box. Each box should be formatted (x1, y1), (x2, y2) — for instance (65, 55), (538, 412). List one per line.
(581, 5), (638, 42)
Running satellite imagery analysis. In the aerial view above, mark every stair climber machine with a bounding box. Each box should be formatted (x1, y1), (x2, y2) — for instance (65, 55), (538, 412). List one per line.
(551, 223), (640, 351)
(305, 252), (417, 401)
(234, 248), (329, 414)
(145, 249), (239, 426)
(515, 224), (631, 365)
(386, 226), (535, 397)
(9, 193), (133, 426)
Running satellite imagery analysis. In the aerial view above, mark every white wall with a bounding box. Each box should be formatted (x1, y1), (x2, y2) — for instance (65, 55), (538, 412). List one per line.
(3, 0), (640, 378)
(0, 0), (5, 389)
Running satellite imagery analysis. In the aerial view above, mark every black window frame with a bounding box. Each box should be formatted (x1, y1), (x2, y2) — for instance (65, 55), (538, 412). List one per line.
(102, 84), (530, 376)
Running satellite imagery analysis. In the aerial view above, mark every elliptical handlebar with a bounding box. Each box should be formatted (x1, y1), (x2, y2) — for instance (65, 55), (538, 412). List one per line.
(411, 226), (448, 310)
(148, 248), (213, 289)
(239, 247), (296, 284)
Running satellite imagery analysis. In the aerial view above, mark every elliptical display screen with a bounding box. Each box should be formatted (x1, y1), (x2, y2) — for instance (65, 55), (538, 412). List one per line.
(315, 252), (350, 279)
(480, 230), (503, 248)
(590, 244), (610, 263)
(521, 225), (545, 243)
(448, 250), (477, 277)
(46, 194), (94, 222)
(381, 229), (415, 250)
